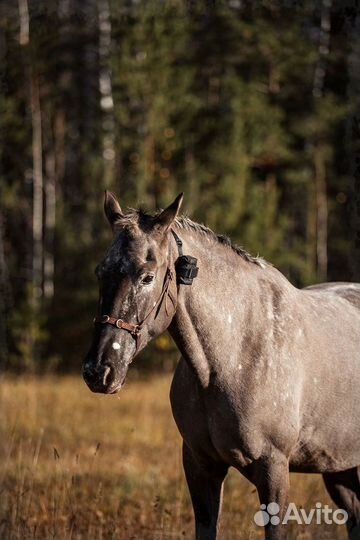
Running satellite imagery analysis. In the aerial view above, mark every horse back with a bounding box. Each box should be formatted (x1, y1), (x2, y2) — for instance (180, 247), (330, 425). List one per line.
(304, 281), (360, 310)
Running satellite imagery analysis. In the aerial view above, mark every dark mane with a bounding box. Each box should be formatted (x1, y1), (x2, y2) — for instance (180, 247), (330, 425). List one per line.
(119, 209), (266, 268)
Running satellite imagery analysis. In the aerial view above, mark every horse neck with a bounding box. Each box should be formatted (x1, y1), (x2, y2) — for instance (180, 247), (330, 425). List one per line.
(169, 227), (294, 388)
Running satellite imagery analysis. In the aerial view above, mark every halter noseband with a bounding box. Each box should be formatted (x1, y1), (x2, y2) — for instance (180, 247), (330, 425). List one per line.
(93, 230), (198, 350)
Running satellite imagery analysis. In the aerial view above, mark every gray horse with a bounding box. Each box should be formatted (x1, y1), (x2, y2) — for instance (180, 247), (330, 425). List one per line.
(83, 192), (360, 540)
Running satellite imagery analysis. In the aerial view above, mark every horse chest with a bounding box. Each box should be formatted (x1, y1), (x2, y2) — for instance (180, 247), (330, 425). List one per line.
(204, 392), (267, 467)
(171, 362), (266, 467)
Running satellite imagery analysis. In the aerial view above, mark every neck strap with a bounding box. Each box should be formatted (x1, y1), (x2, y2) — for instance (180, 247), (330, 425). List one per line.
(171, 230), (184, 257)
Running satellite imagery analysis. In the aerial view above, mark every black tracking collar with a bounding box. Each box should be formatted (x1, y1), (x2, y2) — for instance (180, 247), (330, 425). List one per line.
(171, 230), (199, 285)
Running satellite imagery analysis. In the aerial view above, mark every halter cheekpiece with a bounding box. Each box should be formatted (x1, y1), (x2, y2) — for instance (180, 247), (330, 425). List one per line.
(93, 230), (199, 349)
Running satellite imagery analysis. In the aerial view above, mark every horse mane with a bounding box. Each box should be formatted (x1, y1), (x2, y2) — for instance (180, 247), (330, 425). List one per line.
(174, 215), (267, 268)
(119, 208), (267, 268)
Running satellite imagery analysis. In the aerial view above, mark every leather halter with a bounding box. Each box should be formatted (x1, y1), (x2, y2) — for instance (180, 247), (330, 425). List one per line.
(93, 231), (184, 351)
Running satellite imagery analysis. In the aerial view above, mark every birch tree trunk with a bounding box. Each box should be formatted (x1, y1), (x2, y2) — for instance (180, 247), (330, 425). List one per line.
(17, 0), (29, 46)
(98, 0), (115, 187)
(31, 69), (44, 302)
(19, 0), (44, 302)
(44, 147), (55, 301)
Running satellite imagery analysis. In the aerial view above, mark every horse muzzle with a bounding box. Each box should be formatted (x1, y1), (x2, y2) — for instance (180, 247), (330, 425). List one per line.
(82, 361), (123, 394)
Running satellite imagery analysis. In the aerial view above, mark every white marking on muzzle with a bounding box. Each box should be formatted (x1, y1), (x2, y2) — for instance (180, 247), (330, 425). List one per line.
(103, 365), (111, 385)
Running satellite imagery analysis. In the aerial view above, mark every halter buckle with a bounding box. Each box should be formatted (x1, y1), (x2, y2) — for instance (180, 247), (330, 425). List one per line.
(115, 318), (123, 329)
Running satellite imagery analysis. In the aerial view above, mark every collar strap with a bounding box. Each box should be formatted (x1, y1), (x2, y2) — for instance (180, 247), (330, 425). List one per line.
(171, 230), (184, 256)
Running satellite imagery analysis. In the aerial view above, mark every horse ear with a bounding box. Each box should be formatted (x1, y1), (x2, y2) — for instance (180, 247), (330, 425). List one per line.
(154, 193), (183, 233)
(104, 191), (123, 228)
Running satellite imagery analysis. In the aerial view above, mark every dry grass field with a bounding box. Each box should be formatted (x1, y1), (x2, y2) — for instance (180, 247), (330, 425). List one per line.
(0, 374), (347, 540)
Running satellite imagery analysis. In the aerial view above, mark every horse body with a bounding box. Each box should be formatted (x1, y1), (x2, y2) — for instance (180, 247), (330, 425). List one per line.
(292, 285), (360, 473)
(84, 193), (360, 540)
(170, 229), (360, 472)
(168, 227), (360, 538)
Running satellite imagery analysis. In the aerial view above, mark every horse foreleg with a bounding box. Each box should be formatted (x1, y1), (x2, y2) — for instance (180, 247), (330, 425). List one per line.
(254, 452), (290, 540)
(182, 442), (228, 540)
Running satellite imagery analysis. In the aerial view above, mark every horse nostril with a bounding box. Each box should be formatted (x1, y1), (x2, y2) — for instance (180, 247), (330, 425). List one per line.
(83, 363), (94, 381)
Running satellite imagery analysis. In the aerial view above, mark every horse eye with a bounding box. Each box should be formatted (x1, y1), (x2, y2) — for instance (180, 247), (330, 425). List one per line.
(141, 273), (154, 285)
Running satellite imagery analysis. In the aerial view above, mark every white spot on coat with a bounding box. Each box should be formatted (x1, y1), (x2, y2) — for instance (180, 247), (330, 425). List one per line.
(112, 342), (120, 350)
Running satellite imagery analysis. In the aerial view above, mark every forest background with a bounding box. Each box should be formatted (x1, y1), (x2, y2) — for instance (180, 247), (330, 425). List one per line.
(1, 0), (360, 373)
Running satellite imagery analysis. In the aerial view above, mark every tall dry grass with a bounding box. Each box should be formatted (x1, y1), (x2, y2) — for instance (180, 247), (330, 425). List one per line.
(0, 374), (347, 539)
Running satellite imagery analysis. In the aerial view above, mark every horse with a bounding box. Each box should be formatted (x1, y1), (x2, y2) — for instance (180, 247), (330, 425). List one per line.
(83, 192), (360, 540)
